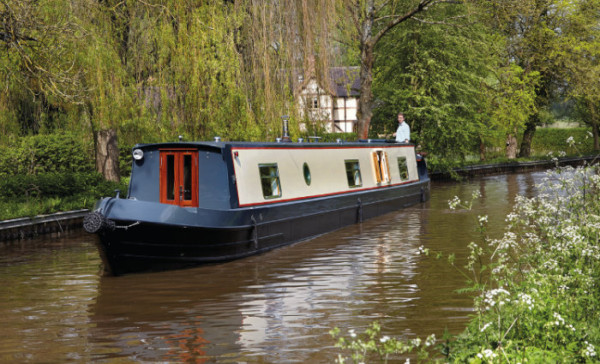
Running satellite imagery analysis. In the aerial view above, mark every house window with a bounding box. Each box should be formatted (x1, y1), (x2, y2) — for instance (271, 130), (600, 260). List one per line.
(311, 96), (319, 109)
(398, 157), (409, 180)
(259, 164), (282, 199)
(345, 160), (362, 188)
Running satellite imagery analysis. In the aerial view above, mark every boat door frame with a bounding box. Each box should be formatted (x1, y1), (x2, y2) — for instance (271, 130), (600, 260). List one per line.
(371, 149), (391, 185)
(159, 148), (199, 207)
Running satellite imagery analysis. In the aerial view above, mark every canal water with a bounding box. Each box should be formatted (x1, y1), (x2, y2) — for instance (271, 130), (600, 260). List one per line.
(0, 171), (545, 362)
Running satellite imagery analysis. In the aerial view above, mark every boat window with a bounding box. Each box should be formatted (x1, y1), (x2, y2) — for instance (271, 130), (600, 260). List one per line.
(345, 160), (362, 188)
(259, 164), (282, 199)
(398, 156), (409, 180)
(303, 162), (311, 186)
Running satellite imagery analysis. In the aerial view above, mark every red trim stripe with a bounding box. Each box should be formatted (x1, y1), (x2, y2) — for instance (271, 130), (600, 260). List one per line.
(238, 179), (419, 207)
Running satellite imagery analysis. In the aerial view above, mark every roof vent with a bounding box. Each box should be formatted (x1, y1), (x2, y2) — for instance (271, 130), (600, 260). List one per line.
(214, 136), (221, 142)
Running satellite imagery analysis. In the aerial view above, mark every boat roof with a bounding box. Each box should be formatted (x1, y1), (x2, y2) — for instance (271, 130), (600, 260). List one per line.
(133, 139), (411, 151)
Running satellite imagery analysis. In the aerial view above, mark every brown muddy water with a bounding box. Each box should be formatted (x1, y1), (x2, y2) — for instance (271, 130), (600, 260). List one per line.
(0, 171), (544, 363)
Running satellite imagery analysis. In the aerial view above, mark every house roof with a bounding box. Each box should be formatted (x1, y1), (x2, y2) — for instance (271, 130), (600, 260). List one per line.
(328, 67), (360, 98)
(294, 66), (361, 98)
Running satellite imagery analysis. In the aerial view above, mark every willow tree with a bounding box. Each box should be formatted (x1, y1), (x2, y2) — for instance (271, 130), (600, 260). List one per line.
(0, 0), (84, 137)
(237, 0), (339, 139)
(72, 0), (142, 182)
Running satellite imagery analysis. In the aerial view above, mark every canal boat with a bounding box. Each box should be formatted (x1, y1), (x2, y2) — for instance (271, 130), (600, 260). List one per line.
(84, 138), (430, 275)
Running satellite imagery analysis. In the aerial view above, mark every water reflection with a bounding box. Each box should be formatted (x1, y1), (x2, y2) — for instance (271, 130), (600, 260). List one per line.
(0, 171), (549, 362)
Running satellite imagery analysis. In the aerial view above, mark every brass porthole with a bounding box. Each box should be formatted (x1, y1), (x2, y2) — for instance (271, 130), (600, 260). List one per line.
(303, 162), (311, 186)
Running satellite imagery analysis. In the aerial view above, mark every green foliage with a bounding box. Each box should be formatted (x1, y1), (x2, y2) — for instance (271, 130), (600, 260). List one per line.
(482, 64), (539, 138)
(532, 128), (595, 156)
(0, 132), (94, 177)
(299, 132), (358, 143)
(371, 3), (495, 164)
(0, 172), (127, 220)
(0, 172), (123, 200)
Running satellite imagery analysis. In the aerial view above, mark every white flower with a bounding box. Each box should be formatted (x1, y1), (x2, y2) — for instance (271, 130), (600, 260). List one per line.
(480, 322), (492, 332)
(516, 293), (535, 310)
(410, 337), (421, 347)
(553, 312), (565, 326)
(425, 334), (436, 347)
(380, 336), (390, 343)
(566, 136), (575, 146)
(349, 329), (356, 338)
(448, 196), (461, 210)
(477, 348), (498, 359)
(583, 341), (596, 357)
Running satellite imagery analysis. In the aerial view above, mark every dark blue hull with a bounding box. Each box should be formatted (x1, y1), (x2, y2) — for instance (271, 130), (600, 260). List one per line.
(94, 179), (430, 275)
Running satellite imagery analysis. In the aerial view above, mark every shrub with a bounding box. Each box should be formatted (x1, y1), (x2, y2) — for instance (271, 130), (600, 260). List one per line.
(0, 172), (126, 201)
(0, 132), (94, 177)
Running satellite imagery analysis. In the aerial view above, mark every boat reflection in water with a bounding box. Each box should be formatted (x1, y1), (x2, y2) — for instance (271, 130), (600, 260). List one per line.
(89, 203), (437, 362)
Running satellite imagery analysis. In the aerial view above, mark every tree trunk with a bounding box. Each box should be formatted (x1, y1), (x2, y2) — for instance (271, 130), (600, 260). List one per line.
(355, 0), (376, 140)
(356, 44), (375, 139)
(357, 62), (374, 139)
(518, 119), (537, 158)
(95, 129), (120, 182)
(594, 122), (600, 150)
(506, 133), (518, 159)
(479, 136), (486, 161)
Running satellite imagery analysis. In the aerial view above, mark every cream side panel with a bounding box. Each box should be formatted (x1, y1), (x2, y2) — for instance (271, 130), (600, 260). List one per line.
(233, 147), (390, 206)
(386, 147), (418, 181)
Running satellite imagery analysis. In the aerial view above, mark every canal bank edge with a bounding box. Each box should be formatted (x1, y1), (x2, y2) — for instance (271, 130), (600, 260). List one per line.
(1, 155), (598, 242)
(429, 155), (599, 180)
(0, 209), (89, 243)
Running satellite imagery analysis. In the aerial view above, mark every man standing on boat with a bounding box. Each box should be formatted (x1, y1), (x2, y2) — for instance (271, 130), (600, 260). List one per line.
(394, 112), (410, 143)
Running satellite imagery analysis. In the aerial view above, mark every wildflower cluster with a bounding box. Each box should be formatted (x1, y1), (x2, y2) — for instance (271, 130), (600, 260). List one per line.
(449, 165), (600, 363)
(330, 322), (437, 363)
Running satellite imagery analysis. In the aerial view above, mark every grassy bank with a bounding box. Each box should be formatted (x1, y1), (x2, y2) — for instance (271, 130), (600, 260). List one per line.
(331, 165), (600, 362)
(0, 172), (128, 220)
(426, 127), (598, 173)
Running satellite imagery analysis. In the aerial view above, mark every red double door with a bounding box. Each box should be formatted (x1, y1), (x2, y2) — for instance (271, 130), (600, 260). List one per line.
(159, 149), (199, 207)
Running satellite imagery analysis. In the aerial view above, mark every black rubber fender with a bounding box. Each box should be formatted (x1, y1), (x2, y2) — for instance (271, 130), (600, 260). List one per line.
(83, 212), (115, 233)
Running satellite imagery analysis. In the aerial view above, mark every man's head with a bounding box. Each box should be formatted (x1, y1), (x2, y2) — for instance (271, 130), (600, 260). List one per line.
(397, 113), (405, 124)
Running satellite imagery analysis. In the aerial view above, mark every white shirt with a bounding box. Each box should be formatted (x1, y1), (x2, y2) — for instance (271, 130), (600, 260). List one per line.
(395, 122), (410, 143)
